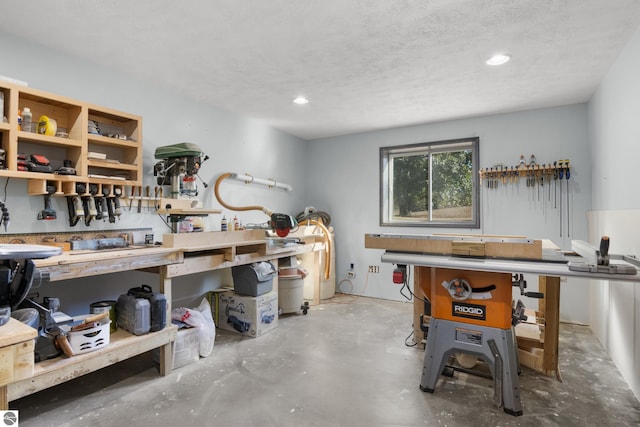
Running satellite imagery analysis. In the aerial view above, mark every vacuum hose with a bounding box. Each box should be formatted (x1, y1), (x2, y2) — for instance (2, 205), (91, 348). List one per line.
(214, 173), (272, 216)
(215, 173), (332, 279)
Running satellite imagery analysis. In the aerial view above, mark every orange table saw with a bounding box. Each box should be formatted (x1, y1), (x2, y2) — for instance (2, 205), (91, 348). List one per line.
(365, 233), (640, 417)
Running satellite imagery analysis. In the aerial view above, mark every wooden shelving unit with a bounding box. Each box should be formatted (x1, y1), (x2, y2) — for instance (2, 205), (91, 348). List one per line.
(0, 82), (142, 197)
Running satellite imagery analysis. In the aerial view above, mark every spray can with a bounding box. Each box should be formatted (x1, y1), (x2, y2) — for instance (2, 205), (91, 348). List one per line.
(221, 215), (228, 231)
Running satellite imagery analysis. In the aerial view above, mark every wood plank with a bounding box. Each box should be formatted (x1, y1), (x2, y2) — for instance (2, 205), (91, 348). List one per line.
(365, 234), (451, 255)
(365, 233), (542, 259)
(451, 241), (486, 257)
(413, 266), (431, 349)
(34, 249), (182, 281)
(539, 275), (561, 378)
(163, 230), (265, 249)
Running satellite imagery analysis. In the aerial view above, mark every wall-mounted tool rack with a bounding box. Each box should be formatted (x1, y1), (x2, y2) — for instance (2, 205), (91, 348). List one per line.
(0, 81), (142, 198)
(479, 156), (570, 189)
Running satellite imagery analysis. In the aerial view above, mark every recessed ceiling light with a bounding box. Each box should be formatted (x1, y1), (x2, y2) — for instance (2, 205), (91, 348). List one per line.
(486, 53), (511, 66)
(293, 96), (309, 105)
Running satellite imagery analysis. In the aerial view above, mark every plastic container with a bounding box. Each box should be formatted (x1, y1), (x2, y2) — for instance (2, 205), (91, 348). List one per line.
(90, 300), (117, 333)
(220, 215), (228, 231)
(116, 294), (151, 335)
(278, 276), (305, 314)
(126, 285), (167, 332)
(232, 262), (276, 296)
(22, 107), (32, 132)
(67, 321), (111, 354)
(152, 327), (200, 369)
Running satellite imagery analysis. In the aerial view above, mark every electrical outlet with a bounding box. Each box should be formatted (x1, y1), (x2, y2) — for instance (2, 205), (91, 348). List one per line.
(346, 263), (356, 279)
(368, 265), (379, 273)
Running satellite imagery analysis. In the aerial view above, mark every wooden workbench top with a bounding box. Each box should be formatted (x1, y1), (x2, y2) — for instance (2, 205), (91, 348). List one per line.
(0, 318), (37, 348)
(33, 245), (178, 267)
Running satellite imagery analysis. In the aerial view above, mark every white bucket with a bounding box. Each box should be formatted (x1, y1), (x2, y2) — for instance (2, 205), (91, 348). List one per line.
(278, 276), (304, 313)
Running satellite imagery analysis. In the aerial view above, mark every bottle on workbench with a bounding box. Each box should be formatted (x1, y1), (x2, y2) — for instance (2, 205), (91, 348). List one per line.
(233, 215), (239, 231)
(220, 215), (228, 231)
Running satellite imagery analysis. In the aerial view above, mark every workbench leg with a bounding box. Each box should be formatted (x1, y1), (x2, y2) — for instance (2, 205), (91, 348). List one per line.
(158, 268), (173, 376)
(0, 385), (6, 410)
(539, 275), (561, 381)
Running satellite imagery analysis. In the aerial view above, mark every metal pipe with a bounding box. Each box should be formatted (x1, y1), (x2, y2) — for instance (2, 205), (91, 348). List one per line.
(230, 173), (292, 191)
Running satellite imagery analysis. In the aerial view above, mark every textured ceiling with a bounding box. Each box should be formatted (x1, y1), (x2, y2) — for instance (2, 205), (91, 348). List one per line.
(2, 1), (640, 140)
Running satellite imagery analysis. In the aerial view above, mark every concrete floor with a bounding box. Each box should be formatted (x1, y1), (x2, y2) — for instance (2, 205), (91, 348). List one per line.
(12, 295), (640, 426)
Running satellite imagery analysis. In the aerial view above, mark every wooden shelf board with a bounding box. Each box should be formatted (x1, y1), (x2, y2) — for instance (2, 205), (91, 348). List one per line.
(8, 325), (177, 402)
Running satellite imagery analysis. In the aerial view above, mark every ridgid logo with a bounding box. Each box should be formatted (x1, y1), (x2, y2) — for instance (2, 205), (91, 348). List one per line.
(452, 302), (486, 321)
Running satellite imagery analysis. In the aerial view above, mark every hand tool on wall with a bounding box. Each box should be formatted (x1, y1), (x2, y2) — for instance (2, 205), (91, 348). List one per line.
(553, 161), (558, 208)
(103, 187), (116, 223)
(540, 164), (545, 202)
(37, 185), (57, 220)
(67, 185), (85, 227)
(76, 183), (90, 225)
(0, 201), (9, 231)
(113, 187), (122, 220)
(137, 186), (142, 213)
(128, 185), (134, 211)
(564, 159), (570, 237)
(86, 184), (99, 224)
(548, 167), (552, 202)
(145, 185), (150, 211)
(93, 186), (105, 221)
(558, 160), (564, 237)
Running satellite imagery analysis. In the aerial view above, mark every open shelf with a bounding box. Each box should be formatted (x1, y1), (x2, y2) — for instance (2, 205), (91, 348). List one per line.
(0, 81), (142, 187)
(8, 325), (177, 402)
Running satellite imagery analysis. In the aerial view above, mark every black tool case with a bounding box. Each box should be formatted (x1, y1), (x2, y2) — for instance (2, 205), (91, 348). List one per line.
(126, 285), (167, 332)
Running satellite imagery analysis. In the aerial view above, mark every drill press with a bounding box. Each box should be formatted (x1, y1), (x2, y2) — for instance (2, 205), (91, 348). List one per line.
(153, 142), (209, 199)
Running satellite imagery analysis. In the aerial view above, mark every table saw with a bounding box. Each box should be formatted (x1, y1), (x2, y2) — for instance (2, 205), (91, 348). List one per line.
(365, 233), (640, 416)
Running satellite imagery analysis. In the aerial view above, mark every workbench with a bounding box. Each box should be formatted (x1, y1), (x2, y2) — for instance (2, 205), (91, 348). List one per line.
(3, 230), (326, 406)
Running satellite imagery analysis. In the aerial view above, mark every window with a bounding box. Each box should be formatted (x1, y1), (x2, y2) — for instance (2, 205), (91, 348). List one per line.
(380, 137), (479, 228)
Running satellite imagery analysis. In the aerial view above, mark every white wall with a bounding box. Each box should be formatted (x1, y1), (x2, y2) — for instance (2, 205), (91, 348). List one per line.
(587, 26), (640, 399)
(0, 32), (310, 312)
(307, 105), (592, 323)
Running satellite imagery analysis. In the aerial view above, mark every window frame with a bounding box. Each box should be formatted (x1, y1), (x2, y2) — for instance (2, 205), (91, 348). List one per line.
(379, 137), (480, 228)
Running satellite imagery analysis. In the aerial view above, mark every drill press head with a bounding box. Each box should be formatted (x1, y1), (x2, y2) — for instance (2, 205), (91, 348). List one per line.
(153, 142), (209, 198)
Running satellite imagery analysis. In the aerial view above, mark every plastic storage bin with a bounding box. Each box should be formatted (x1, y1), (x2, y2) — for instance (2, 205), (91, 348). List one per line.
(232, 262), (277, 296)
(67, 321), (111, 354)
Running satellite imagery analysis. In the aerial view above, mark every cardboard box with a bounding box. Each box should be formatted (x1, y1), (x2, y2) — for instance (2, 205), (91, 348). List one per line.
(206, 288), (233, 324)
(216, 290), (278, 337)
